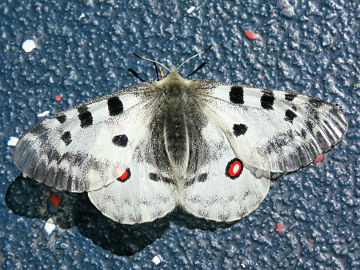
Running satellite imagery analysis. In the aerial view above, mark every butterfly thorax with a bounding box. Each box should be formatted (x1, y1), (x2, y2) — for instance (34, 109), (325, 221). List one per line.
(151, 70), (203, 178)
(154, 68), (192, 98)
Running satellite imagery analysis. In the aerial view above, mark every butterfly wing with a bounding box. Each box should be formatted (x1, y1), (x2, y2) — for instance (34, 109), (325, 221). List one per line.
(195, 81), (347, 172)
(180, 120), (270, 222)
(13, 84), (161, 192)
(88, 133), (177, 224)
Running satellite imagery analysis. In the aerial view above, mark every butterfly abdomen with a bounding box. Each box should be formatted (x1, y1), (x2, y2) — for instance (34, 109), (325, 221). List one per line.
(162, 98), (188, 163)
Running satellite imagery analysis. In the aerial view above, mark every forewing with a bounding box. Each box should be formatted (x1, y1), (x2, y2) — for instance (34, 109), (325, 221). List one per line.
(197, 81), (347, 172)
(14, 84), (159, 192)
(180, 120), (270, 222)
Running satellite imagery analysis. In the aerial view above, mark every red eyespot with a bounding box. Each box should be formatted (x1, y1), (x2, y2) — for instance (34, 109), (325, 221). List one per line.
(314, 155), (324, 162)
(117, 168), (131, 182)
(225, 158), (243, 179)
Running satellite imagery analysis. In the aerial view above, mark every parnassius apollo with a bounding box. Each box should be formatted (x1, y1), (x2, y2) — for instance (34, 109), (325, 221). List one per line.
(13, 48), (347, 225)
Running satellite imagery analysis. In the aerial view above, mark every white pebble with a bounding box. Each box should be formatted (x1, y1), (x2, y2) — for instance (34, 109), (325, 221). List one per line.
(22, 39), (37, 52)
(7, 136), (19, 146)
(187, 6), (195, 13)
(151, 255), (162, 265)
(37, 110), (50, 117)
(43, 218), (56, 235)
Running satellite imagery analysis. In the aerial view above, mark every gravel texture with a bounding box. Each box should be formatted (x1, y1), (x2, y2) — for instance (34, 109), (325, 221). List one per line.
(1, 0), (359, 269)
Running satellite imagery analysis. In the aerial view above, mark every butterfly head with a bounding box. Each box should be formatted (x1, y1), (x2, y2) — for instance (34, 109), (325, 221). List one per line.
(154, 67), (191, 93)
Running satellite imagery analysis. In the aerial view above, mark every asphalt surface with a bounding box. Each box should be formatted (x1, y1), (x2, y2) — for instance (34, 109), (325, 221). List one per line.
(1, 0), (359, 269)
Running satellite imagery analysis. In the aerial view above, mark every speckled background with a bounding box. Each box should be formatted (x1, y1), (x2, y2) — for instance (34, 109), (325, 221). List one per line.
(1, 0), (359, 269)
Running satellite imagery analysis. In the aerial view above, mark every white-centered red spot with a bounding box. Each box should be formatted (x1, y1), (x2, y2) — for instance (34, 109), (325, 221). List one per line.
(226, 158), (243, 179)
(117, 168), (131, 182)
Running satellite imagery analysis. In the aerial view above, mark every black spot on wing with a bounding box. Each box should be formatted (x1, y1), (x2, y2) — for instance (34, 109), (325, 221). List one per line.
(108, 96), (123, 116)
(78, 106), (93, 128)
(112, 135), (128, 147)
(56, 114), (66, 124)
(149, 173), (160, 181)
(198, 173), (207, 182)
(261, 91), (275, 110)
(233, 123), (248, 136)
(149, 173), (174, 184)
(285, 93), (297, 101)
(229, 86), (244, 104)
(60, 131), (72, 146)
(284, 110), (297, 123)
(78, 106), (89, 114)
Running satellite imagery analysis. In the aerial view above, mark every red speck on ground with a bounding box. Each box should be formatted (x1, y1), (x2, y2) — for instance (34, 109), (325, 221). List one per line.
(55, 95), (63, 101)
(49, 193), (63, 207)
(315, 155), (324, 162)
(244, 30), (261, 39)
(277, 223), (283, 233)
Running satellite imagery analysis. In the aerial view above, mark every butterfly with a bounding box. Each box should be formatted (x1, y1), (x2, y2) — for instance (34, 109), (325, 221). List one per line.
(13, 46), (347, 224)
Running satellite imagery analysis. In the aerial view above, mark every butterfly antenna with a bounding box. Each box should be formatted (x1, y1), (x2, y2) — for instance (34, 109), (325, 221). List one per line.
(186, 62), (207, 78)
(128, 68), (145, 82)
(176, 45), (212, 71)
(133, 52), (169, 79)
(153, 62), (160, 81)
